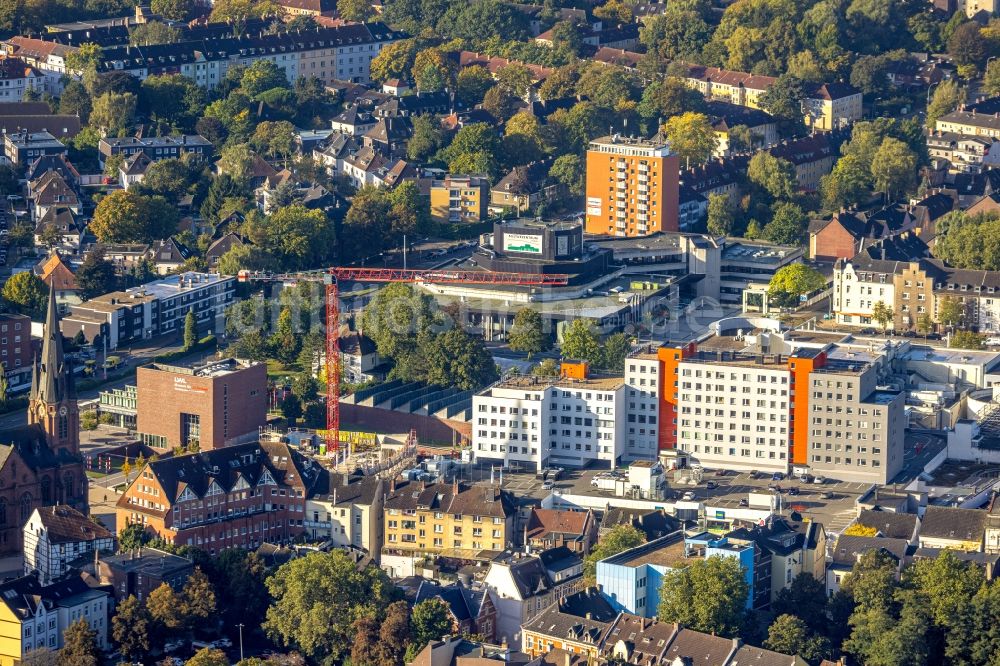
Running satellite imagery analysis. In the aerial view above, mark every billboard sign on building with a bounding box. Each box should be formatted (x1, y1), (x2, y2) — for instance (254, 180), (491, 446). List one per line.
(503, 233), (543, 254)
(586, 196), (602, 216)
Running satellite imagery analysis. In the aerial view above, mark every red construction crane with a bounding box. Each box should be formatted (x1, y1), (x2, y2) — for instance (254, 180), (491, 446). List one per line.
(238, 267), (569, 455)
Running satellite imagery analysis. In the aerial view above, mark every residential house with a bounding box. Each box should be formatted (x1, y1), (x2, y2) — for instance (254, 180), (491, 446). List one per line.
(376, 92), (451, 118)
(276, 0), (336, 16)
(490, 159), (564, 214)
(23, 505), (115, 585)
(34, 208), (82, 254)
(768, 132), (843, 191)
(119, 150), (152, 189)
(680, 155), (749, 207)
(725, 518), (827, 605)
(0, 38), (78, 94)
(415, 580), (498, 642)
(705, 101), (777, 157)
(0, 57), (44, 102)
(598, 507), (679, 541)
(92, 547), (193, 602)
(407, 637), (509, 666)
(677, 184), (708, 230)
(428, 175), (490, 224)
(36, 252), (80, 309)
(147, 237), (193, 275)
(99, 134), (211, 166)
(4, 130), (66, 166)
(205, 233), (246, 269)
(304, 471), (385, 556)
(28, 170), (80, 222)
(381, 480), (516, 577)
(520, 588), (617, 659)
(25, 153), (79, 186)
(483, 550), (586, 649)
(827, 535), (908, 595)
(382, 79), (410, 96)
(918, 506), (987, 552)
(364, 116), (412, 157)
(853, 509), (920, 543)
(524, 509), (597, 555)
(331, 104), (376, 135)
(335, 332), (384, 383)
(0, 574), (111, 665)
(809, 206), (920, 262)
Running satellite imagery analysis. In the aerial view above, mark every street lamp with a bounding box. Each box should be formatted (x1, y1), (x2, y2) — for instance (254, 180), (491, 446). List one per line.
(237, 623), (244, 663)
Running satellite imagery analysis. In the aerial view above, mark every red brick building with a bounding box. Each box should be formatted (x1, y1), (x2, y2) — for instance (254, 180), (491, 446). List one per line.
(0, 289), (87, 554)
(136, 359), (267, 451)
(116, 440), (323, 553)
(808, 211), (866, 262)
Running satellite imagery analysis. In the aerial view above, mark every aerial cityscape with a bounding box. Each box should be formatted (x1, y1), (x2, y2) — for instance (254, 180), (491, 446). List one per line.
(1, 1), (1000, 665)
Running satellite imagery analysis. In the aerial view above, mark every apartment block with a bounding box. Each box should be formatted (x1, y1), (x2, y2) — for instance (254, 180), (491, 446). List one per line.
(624, 350), (661, 459)
(116, 440), (322, 552)
(304, 473), (385, 556)
(585, 135), (680, 237)
(656, 342), (904, 483)
(381, 480), (515, 574)
(684, 65), (862, 131)
(471, 361), (626, 471)
(3, 130), (66, 166)
(61, 272), (235, 349)
(98, 134), (212, 166)
(429, 175), (489, 224)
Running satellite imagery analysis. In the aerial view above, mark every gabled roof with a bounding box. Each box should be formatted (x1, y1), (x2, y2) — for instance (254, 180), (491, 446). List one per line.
(856, 509), (918, 540)
(415, 580), (478, 623)
(0, 573), (97, 620)
(34, 207), (79, 236)
(493, 159), (555, 195)
(384, 480), (514, 519)
(205, 232), (246, 259)
(29, 170), (79, 207)
(37, 251), (79, 291)
(526, 508), (593, 542)
(121, 150), (153, 176)
(523, 588), (616, 644)
(149, 237), (192, 265)
(30, 505), (113, 544)
(662, 628), (737, 665)
(831, 535), (909, 566)
(26, 153), (80, 183)
(920, 506), (987, 543)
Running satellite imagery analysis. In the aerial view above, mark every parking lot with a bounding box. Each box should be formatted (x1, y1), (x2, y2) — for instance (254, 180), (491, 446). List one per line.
(468, 465), (868, 535)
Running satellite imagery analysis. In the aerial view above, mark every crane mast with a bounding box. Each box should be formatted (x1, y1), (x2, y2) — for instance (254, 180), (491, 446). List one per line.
(237, 267), (568, 456)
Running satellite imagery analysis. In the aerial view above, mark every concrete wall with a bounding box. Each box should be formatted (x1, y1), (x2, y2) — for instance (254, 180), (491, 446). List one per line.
(339, 403), (471, 444)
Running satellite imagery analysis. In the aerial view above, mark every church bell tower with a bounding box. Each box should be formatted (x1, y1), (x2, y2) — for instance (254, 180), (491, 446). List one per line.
(28, 287), (79, 455)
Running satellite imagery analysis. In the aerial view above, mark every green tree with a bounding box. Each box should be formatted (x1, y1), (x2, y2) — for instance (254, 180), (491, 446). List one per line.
(772, 573), (829, 634)
(150, 0), (193, 20)
(583, 524), (645, 583)
(410, 598), (451, 652)
(370, 40), (419, 83)
(915, 312), (934, 338)
(764, 614), (831, 664)
(338, 0), (374, 21)
(944, 576), (1000, 666)
(844, 590), (930, 666)
(548, 154), (584, 196)
(706, 193), (735, 236)
(411, 47), (454, 92)
(985, 59), (1000, 97)
(2, 272), (48, 318)
(407, 114), (444, 162)
(926, 79), (966, 127)
(948, 22), (991, 71)
(425, 328), (499, 390)
(280, 393), (303, 424)
(90, 190), (177, 243)
(560, 319), (602, 366)
(508, 308), (550, 358)
(533, 358), (559, 376)
(842, 549), (899, 613)
(456, 65), (495, 106)
(118, 523), (148, 551)
(112, 596), (151, 660)
(270, 307), (301, 365)
(637, 77), (706, 120)
(662, 112), (717, 167)
(249, 204), (333, 270)
(658, 556), (749, 637)
(381, 600), (413, 666)
(181, 567), (216, 627)
(870, 137), (917, 202)
(183, 309), (197, 349)
(758, 74), (805, 133)
(146, 582), (184, 635)
(129, 22), (182, 45)
(263, 550), (394, 663)
(600, 333), (631, 373)
(822, 153), (871, 210)
(186, 648), (229, 666)
(871, 301), (894, 331)
(951, 330), (986, 350)
(748, 152), (797, 200)
(59, 81), (92, 122)
(89, 92), (136, 135)
(762, 202), (807, 245)
(767, 263), (826, 308)
(59, 618), (100, 666)
(241, 59), (289, 97)
(639, 1), (712, 61)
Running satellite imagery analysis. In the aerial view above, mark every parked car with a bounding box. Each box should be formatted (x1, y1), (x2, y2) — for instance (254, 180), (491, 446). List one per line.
(813, 476), (826, 484)
(788, 487), (800, 496)
(705, 481), (718, 490)
(771, 472), (784, 481)
(738, 498), (749, 506)
(682, 491), (696, 501)
(541, 480), (555, 490)
(820, 491), (834, 499)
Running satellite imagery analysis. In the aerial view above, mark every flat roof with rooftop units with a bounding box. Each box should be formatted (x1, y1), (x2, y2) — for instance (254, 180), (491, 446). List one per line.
(721, 241), (803, 265)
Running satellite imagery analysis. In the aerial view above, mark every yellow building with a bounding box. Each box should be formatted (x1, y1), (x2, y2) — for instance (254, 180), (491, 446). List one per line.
(585, 135), (680, 237)
(381, 480), (515, 576)
(684, 65), (862, 131)
(429, 175), (489, 224)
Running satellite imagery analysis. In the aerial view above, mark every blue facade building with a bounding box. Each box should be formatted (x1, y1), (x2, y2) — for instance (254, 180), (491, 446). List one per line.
(596, 531), (755, 618)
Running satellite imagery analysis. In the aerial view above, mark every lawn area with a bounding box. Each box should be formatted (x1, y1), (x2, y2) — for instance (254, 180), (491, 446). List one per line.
(266, 359), (302, 381)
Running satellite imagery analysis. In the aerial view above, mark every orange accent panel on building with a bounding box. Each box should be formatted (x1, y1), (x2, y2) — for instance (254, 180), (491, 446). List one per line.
(787, 351), (826, 466)
(657, 342), (696, 451)
(560, 360), (590, 380)
(585, 136), (680, 237)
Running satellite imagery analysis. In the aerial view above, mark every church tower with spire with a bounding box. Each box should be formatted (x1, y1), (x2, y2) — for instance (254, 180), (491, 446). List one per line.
(28, 286), (79, 456)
